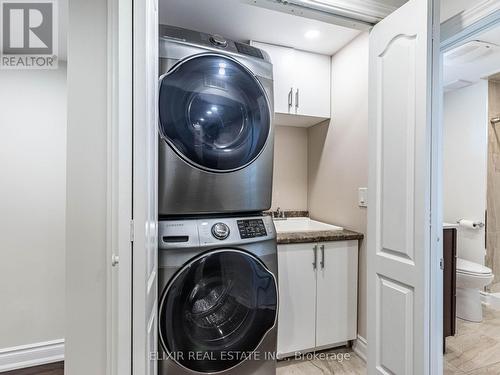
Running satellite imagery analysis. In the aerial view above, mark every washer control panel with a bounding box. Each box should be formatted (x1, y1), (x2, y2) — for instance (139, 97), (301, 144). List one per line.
(211, 222), (230, 240)
(237, 219), (267, 239)
(160, 215), (275, 249)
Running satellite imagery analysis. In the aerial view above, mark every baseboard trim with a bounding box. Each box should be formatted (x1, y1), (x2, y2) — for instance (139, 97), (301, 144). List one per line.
(352, 335), (367, 363)
(0, 339), (64, 372)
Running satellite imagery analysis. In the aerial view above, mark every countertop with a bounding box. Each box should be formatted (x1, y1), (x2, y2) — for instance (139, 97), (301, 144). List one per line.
(277, 228), (364, 245)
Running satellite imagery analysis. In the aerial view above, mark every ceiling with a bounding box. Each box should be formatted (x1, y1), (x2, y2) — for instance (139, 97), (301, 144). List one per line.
(159, 0), (364, 55)
(440, 0), (474, 22)
(443, 24), (500, 89)
(58, 0), (472, 64)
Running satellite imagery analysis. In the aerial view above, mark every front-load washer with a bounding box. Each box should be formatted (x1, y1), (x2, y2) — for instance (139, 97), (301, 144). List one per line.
(158, 25), (274, 216)
(158, 214), (278, 374)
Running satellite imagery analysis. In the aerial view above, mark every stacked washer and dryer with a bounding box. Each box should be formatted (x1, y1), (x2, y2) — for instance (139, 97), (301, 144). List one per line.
(157, 25), (278, 375)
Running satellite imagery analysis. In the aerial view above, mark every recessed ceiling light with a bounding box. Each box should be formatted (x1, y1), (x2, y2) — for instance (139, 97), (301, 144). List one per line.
(304, 30), (320, 39)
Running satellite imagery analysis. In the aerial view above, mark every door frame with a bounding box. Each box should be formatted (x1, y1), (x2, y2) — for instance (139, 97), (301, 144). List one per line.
(430, 0), (443, 373)
(104, 1), (500, 374)
(432, 0), (500, 370)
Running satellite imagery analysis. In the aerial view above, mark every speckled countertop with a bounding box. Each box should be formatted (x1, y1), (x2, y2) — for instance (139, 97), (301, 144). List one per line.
(266, 211), (364, 245)
(277, 229), (364, 245)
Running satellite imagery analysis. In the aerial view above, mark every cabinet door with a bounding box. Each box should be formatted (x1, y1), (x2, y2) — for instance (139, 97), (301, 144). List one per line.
(316, 241), (358, 347)
(277, 243), (317, 356)
(294, 50), (331, 118)
(250, 41), (295, 114)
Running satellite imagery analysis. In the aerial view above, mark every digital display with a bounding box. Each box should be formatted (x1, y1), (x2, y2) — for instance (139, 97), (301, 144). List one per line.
(237, 219), (267, 239)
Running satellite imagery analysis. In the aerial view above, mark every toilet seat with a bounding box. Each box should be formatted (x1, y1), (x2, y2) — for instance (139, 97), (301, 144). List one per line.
(456, 258), (492, 277)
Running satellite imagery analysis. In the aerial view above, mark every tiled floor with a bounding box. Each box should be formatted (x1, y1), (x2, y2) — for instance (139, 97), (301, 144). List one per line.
(278, 305), (500, 375)
(12, 315), (500, 375)
(445, 305), (500, 374)
(277, 347), (366, 374)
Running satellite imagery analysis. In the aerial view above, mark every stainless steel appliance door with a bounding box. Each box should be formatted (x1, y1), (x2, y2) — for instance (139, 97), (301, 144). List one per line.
(158, 54), (271, 173)
(158, 249), (277, 373)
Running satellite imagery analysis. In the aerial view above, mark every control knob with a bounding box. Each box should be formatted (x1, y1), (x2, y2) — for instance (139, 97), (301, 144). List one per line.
(212, 222), (230, 240)
(209, 34), (228, 47)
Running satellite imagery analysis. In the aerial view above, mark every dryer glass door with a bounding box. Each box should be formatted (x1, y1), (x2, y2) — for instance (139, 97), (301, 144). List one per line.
(158, 54), (271, 172)
(159, 249), (277, 373)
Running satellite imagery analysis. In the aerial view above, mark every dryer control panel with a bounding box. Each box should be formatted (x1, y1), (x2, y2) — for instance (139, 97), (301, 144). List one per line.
(237, 219), (267, 239)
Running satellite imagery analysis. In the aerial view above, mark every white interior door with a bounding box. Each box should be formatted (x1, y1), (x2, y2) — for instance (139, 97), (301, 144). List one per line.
(132, 0), (158, 374)
(367, 1), (440, 374)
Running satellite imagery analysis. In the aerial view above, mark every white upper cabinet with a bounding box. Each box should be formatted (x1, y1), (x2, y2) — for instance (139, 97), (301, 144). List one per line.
(293, 49), (331, 119)
(253, 42), (296, 115)
(251, 41), (331, 126)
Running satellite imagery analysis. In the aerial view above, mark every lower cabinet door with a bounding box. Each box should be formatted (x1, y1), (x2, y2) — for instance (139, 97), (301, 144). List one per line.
(277, 243), (317, 356)
(316, 241), (358, 347)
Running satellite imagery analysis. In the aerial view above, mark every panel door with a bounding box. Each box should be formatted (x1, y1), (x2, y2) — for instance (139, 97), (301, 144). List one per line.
(250, 41), (295, 114)
(133, 0), (158, 373)
(293, 49), (331, 118)
(277, 243), (317, 356)
(367, 0), (439, 374)
(316, 241), (358, 348)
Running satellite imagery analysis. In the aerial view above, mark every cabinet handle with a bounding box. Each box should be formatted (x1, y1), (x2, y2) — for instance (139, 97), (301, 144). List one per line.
(288, 87), (293, 111)
(295, 88), (299, 112)
(320, 244), (325, 269)
(312, 245), (318, 269)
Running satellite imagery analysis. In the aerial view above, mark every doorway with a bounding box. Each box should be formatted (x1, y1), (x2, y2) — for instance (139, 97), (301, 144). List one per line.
(441, 18), (500, 374)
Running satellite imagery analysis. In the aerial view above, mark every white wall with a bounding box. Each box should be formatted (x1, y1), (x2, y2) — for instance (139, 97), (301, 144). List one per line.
(0, 66), (66, 349)
(443, 81), (489, 264)
(308, 32), (369, 338)
(272, 126), (308, 211)
(66, 0), (109, 374)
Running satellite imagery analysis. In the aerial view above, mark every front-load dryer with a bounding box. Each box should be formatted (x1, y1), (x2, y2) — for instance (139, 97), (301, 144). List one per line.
(158, 25), (274, 216)
(158, 215), (278, 374)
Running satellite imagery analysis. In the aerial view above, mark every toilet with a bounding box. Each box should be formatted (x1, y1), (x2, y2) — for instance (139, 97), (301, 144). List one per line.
(456, 258), (494, 322)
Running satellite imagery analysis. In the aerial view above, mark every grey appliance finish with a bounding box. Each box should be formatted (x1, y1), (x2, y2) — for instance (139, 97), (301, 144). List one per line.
(158, 215), (278, 375)
(158, 25), (274, 216)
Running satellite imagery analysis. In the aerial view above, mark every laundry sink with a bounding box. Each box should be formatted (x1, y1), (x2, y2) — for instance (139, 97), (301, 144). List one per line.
(273, 217), (343, 233)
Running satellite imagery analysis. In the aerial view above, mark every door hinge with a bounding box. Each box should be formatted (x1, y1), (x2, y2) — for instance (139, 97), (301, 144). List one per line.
(130, 219), (135, 242)
(440, 258), (444, 270)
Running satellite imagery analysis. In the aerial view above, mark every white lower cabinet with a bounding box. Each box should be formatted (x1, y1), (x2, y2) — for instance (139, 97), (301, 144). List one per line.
(277, 240), (358, 357)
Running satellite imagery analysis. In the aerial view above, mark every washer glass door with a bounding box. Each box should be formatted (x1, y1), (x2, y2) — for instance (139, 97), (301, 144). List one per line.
(159, 250), (277, 373)
(158, 54), (271, 172)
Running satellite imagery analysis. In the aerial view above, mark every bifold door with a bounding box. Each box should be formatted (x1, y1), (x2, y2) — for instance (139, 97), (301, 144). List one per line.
(367, 0), (440, 374)
(133, 0), (159, 374)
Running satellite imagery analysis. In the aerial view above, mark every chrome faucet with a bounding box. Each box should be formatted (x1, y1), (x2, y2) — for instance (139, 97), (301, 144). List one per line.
(273, 207), (286, 220)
